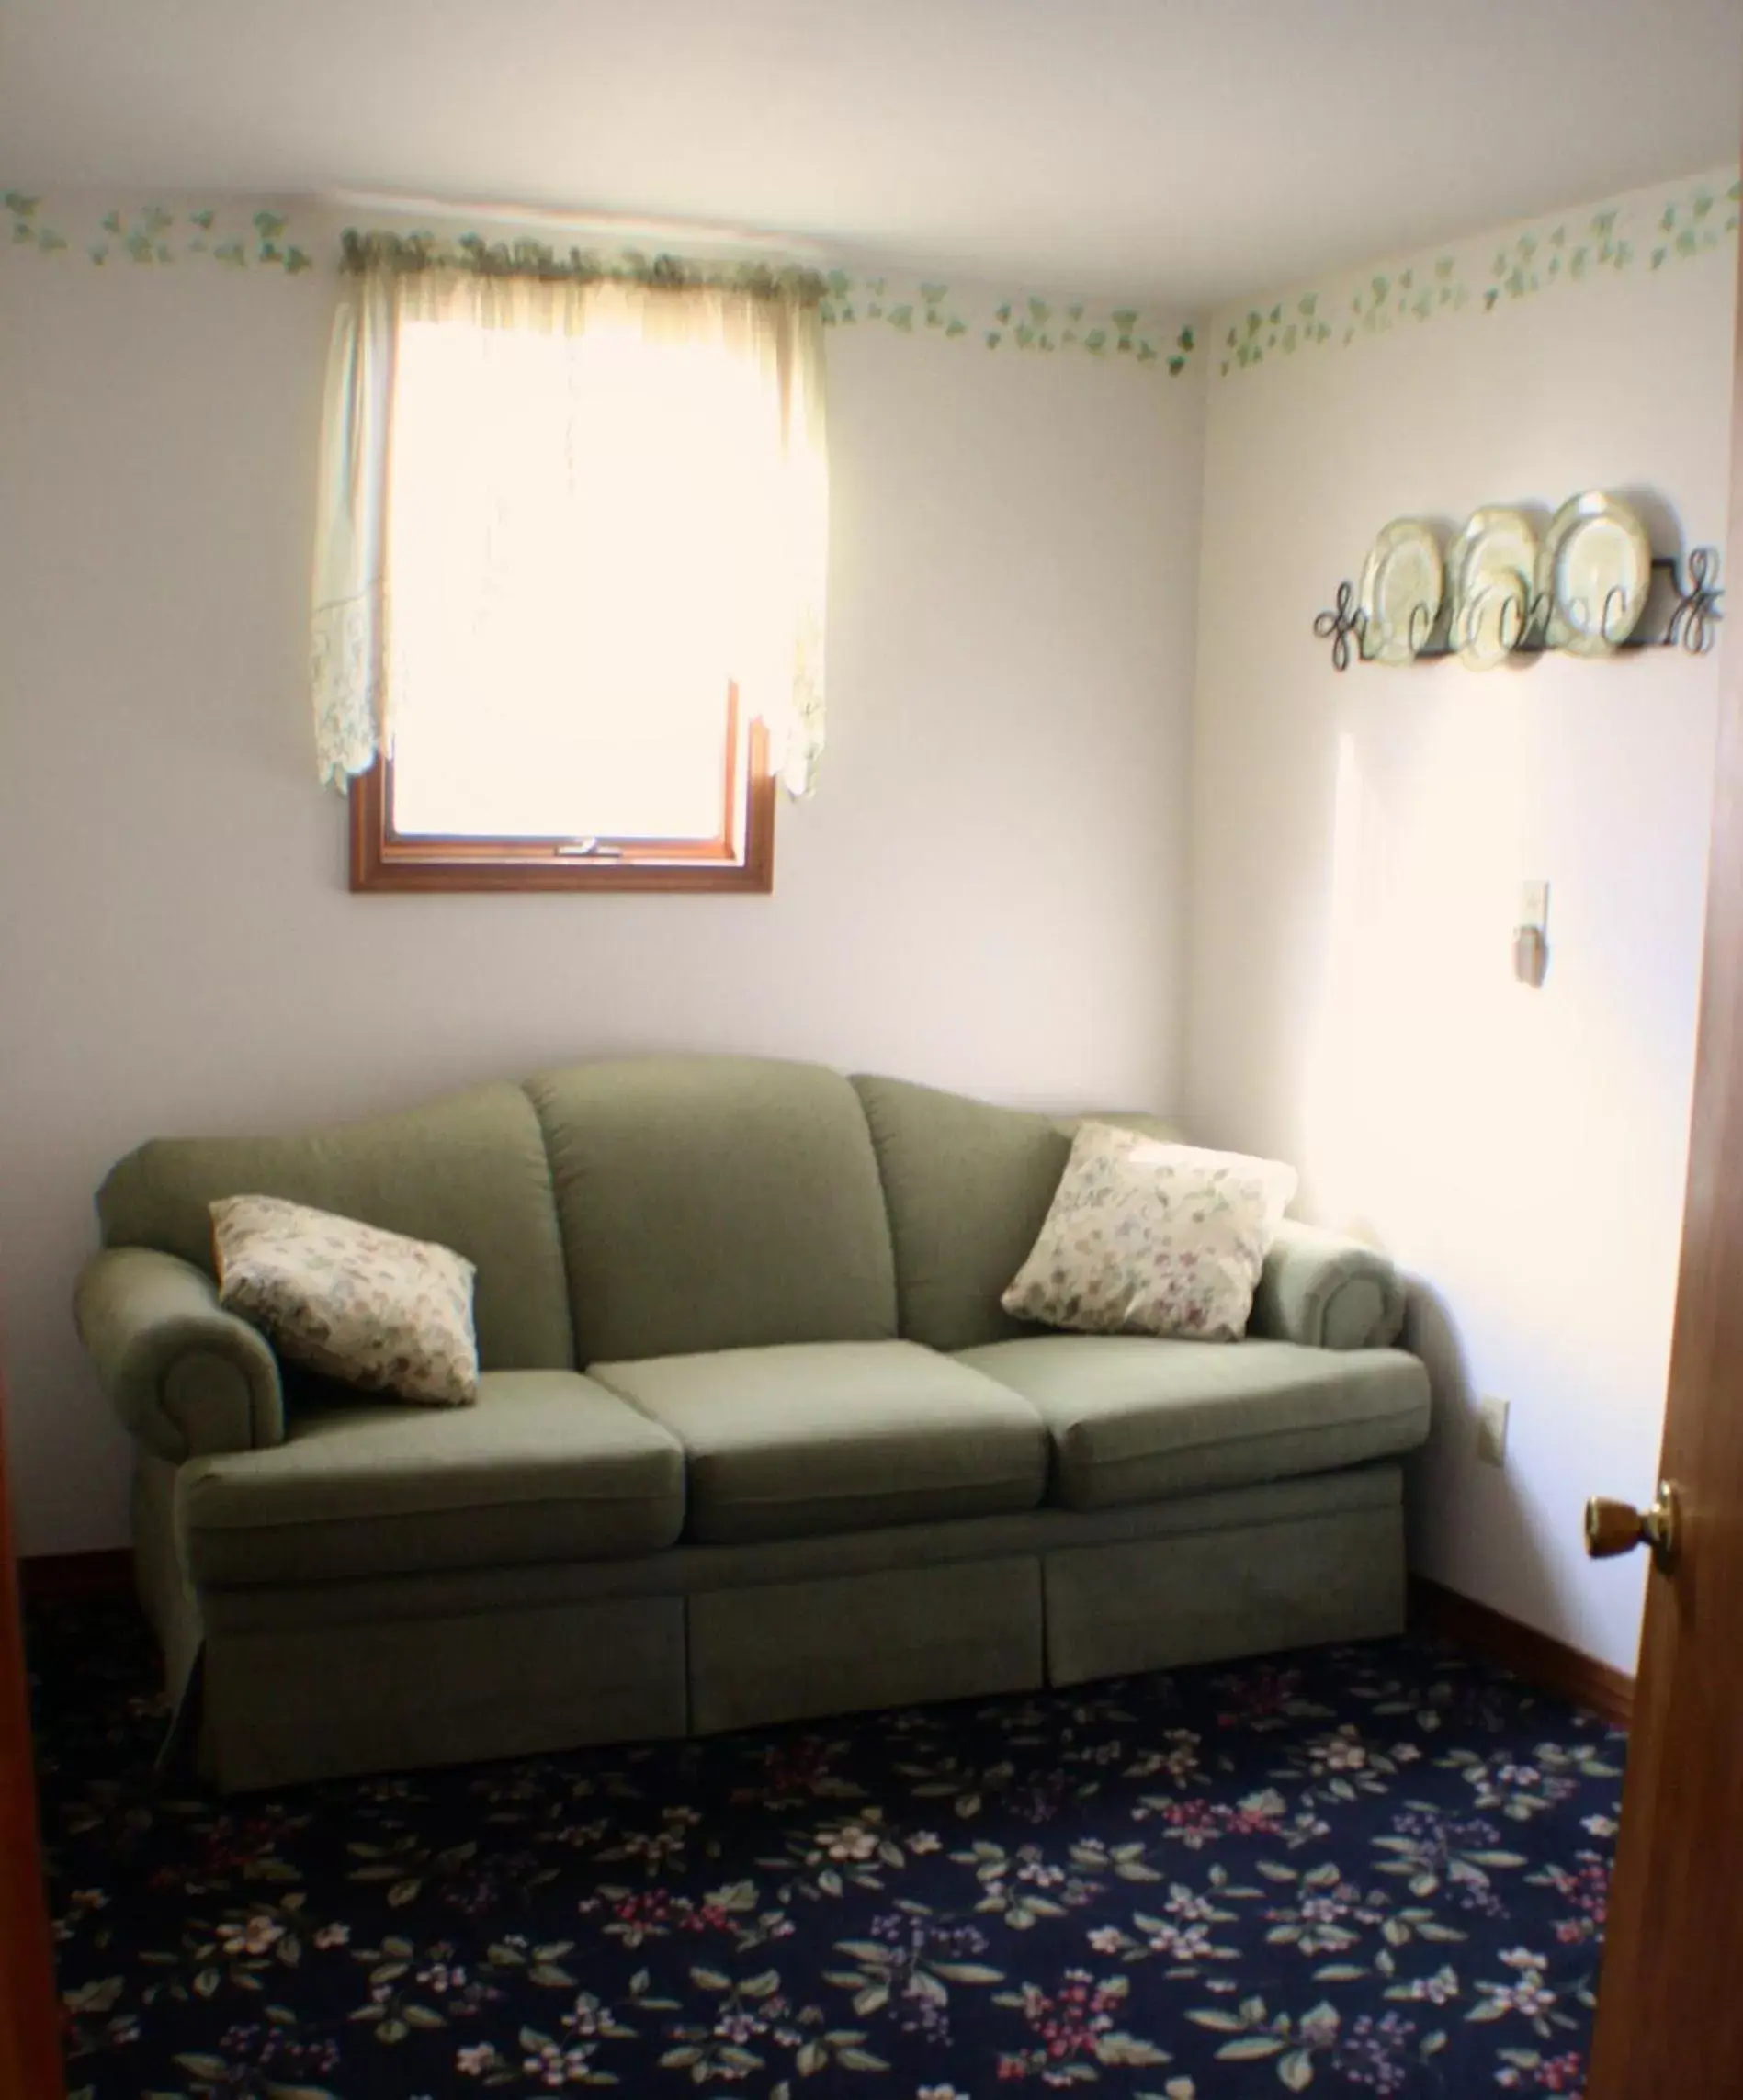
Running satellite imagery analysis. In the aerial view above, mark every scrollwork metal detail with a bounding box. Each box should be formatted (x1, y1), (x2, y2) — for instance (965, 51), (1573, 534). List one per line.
(1315, 545), (1723, 670)
(1312, 581), (1367, 671)
(1665, 547), (1722, 654)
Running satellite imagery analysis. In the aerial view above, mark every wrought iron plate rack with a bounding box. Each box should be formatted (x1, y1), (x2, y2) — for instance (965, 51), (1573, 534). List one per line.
(1314, 548), (1721, 671)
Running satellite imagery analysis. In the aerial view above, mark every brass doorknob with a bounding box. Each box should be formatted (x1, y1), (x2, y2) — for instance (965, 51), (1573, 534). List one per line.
(1585, 1481), (1681, 1573)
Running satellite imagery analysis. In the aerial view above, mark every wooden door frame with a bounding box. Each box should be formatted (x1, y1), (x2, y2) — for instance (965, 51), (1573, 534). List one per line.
(0, 1371), (65, 2099)
(1583, 164), (1743, 2095)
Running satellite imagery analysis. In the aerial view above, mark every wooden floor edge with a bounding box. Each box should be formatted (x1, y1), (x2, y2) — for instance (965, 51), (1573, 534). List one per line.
(1409, 1574), (1635, 1730)
(17, 1547), (132, 1606)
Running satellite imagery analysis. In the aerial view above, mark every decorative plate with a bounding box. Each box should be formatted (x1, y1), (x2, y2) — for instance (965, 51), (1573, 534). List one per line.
(1536, 492), (1653, 656)
(1358, 519), (1443, 664)
(1446, 507), (1538, 670)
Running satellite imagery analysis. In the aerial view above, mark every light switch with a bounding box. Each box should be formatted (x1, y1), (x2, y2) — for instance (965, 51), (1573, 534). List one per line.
(1514, 881), (1550, 987)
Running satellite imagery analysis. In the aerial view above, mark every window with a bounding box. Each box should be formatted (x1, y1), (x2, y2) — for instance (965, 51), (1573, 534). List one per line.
(309, 240), (828, 893)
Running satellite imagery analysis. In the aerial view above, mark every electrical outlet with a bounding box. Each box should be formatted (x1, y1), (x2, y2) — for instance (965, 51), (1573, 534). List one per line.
(1477, 1395), (1510, 1468)
(1519, 881), (1550, 932)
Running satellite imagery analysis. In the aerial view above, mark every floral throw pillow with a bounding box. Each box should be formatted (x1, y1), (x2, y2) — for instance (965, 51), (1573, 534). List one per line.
(210, 1194), (480, 1406)
(1002, 1123), (1297, 1341)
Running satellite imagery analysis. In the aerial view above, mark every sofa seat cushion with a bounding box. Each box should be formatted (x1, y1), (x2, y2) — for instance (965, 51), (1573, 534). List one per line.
(590, 1341), (1048, 1545)
(178, 1371), (685, 1587)
(955, 1336), (1430, 1512)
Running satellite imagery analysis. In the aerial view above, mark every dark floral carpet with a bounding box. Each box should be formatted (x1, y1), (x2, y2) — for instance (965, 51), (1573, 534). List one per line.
(28, 1601), (1623, 2100)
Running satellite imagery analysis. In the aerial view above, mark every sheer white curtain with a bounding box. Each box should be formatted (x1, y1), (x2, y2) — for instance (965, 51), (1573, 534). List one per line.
(308, 265), (396, 785)
(308, 248), (830, 801)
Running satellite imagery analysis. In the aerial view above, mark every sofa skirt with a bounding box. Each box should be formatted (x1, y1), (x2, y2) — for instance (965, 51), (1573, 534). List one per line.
(135, 1459), (1408, 1791)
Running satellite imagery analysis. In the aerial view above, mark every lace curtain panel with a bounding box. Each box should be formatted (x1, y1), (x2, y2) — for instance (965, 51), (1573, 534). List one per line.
(308, 236), (831, 801)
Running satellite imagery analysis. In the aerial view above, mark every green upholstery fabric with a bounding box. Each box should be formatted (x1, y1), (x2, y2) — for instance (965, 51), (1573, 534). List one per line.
(956, 1335), (1430, 1509)
(591, 1341), (1047, 1544)
(688, 1557), (1044, 1734)
(1045, 1498), (1406, 1684)
(528, 1056), (898, 1362)
(850, 1076), (1073, 1350)
(850, 1074), (1182, 1351)
(163, 1474), (1406, 1788)
(1251, 1219), (1408, 1349)
(74, 1247), (285, 1461)
(133, 1454), (208, 1710)
(134, 1447), (1408, 1788)
(178, 1371), (685, 1586)
(203, 1598), (687, 1790)
(189, 1463), (1408, 1630)
(96, 1082), (573, 1374)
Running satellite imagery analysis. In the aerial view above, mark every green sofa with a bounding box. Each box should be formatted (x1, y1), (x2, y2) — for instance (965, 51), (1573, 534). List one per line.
(73, 1055), (1430, 1791)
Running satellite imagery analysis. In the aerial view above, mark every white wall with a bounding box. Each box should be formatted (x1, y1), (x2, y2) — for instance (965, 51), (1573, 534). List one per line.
(0, 201), (1205, 1554)
(1189, 171), (1740, 1674)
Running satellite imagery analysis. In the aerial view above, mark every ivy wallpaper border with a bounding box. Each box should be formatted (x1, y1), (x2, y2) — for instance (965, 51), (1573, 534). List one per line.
(5, 193), (313, 271)
(1214, 169), (1741, 379)
(0, 191), (1197, 375)
(13, 171), (1733, 385)
(819, 271), (1195, 373)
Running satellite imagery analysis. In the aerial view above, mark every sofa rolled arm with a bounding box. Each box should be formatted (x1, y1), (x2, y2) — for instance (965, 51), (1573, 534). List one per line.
(1249, 1220), (1406, 1351)
(74, 1247), (284, 1462)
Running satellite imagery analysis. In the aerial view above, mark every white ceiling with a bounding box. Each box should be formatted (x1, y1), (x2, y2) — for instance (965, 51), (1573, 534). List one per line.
(3, 0), (1739, 306)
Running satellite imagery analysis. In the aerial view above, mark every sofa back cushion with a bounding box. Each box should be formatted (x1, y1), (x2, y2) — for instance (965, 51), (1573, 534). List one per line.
(852, 1073), (1181, 1351)
(528, 1056), (898, 1363)
(96, 1083), (573, 1373)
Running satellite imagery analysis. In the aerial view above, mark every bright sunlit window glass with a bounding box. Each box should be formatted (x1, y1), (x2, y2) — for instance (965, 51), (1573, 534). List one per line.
(383, 307), (786, 844)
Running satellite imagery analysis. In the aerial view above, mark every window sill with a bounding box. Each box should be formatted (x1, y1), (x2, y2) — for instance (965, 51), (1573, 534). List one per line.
(347, 720), (775, 896)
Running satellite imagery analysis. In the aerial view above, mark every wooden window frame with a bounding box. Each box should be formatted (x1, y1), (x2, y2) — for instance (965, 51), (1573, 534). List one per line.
(349, 684), (775, 894)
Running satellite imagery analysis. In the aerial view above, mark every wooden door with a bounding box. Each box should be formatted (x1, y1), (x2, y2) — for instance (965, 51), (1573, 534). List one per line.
(1583, 231), (1743, 2094)
(0, 1368), (65, 2099)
